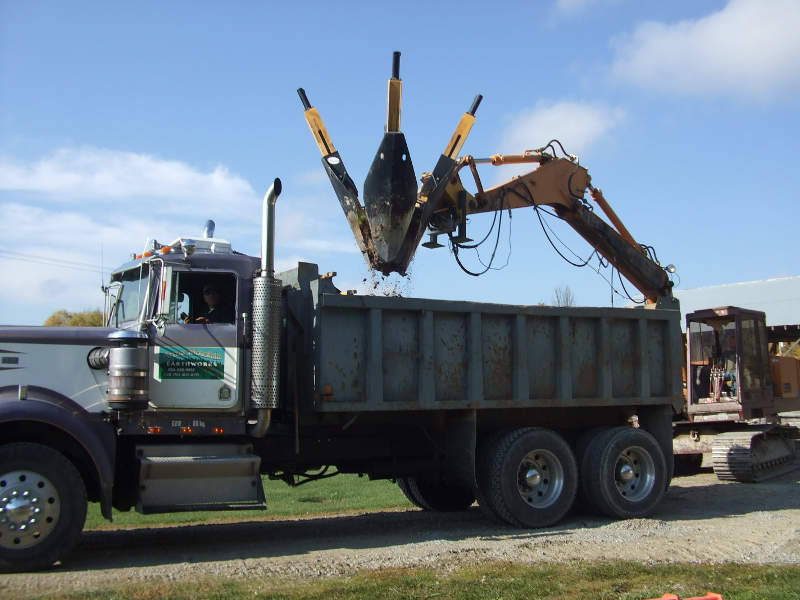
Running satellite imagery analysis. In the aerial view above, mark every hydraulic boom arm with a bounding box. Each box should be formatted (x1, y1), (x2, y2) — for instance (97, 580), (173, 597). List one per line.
(299, 52), (675, 306)
(426, 152), (674, 305)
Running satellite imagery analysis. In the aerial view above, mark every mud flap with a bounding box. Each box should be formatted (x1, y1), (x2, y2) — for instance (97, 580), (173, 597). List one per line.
(437, 409), (477, 489)
(638, 404), (675, 486)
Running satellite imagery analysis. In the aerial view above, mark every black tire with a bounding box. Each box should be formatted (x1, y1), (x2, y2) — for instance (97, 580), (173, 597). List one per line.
(574, 427), (610, 467)
(0, 443), (87, 572)
(396, 477), (426, 509)
(572, 427), (610, 511)
(580, 426), (667, 519)
(476, 428), (578, 528)
(397, 477), (475, 511)
(474, 430), (508, 523)
(673, 453), (704, 477)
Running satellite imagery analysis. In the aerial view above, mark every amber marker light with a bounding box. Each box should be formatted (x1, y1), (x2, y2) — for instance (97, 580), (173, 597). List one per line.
(147, 427), (162, 434)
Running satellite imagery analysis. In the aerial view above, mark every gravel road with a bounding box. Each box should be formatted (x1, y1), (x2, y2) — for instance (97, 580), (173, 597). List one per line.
(4, 468), (800, 596)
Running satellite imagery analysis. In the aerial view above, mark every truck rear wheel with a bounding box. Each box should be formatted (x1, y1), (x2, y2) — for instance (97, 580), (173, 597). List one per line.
(397, 476), (475, 512)
(476, 428), (577, 528)
(0, 443), (87, 572)
(579, 427), (666, 519)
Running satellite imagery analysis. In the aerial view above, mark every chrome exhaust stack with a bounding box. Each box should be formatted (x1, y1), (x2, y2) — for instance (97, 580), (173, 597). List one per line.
(249, 178), (282, 437)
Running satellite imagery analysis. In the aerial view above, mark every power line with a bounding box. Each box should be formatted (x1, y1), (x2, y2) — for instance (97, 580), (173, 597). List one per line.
(0, 249), (112, 274)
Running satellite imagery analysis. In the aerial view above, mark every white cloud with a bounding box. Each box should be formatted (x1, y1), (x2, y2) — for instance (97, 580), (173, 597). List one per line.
(0, 202), (151, 322)
(0, 146), (380, 323)
(290, 168), (328, 188)
(289, 238), (360, 254)
(274, 255), (311, 274)
(610, 0), (800, 99)
(498, 101), (625, 177)
(273, 194), (360, 255)
(0, 147), (258, 214)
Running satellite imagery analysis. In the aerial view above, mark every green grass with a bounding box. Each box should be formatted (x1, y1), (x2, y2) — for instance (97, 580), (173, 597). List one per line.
(73, 477), (799, 599)
(85, 473), (412, 529)
(31, 561), (800, 600)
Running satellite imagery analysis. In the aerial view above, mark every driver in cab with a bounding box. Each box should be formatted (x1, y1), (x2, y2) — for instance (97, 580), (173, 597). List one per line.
(194, 284), (235, 324)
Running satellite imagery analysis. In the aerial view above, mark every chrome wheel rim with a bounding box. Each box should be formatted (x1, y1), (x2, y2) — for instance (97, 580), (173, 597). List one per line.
(614, 445), (656, 502)
(517, 449), (564, 509)
(0, 470), (61, 549)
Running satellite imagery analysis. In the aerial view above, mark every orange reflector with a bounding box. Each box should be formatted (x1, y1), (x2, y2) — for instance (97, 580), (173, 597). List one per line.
(142, 251), (153, 258)
(147, 427), (162, 434)
(160, 246), (173, 254)
(213, 427), (225, 434)
(323, 385), (333, 394)
(646, 593), (724, 600)
(135, 254), (143, 259)
(181, 426), (193, 434)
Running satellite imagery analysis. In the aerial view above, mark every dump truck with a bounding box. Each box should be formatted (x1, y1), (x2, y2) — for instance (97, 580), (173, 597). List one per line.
(0, 55), (684, 571)
(0, 204), (681, 571)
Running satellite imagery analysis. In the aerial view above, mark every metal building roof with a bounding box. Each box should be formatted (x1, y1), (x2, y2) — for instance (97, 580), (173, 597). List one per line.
(674, 276), (800, 329)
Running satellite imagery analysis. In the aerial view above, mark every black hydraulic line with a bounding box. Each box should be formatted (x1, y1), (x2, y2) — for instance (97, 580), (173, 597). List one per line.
(533, 203), (595, 268)
(617, 268), (645, 304)
(451, 193), (505, 276)
(457, 194), (502, 250)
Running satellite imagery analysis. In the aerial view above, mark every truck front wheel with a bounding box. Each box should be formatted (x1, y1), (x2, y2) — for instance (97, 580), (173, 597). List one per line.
(0, 443), (87, 572)
(579, 427), (667, 519)
(476, 428), (577, 528)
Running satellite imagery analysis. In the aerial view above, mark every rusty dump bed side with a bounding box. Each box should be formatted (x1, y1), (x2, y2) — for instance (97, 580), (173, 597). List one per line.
(313, 293), (682, 412)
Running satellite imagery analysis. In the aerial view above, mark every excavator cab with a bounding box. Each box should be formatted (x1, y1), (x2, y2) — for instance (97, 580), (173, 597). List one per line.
(683, 306), (800, 482)
(686, 306), (774, 421)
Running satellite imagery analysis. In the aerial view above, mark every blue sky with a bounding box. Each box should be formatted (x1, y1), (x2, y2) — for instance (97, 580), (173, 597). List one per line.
(1, 0), (798, 325)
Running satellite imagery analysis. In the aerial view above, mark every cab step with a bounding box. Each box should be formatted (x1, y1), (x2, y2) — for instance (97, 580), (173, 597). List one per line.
(135, 443), (266, 513)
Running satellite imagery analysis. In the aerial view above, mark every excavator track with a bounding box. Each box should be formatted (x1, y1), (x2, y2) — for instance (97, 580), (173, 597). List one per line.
(711, 426), (800, 482)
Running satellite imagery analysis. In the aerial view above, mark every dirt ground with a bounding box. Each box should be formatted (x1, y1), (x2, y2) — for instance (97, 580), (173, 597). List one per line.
(3, 467), (800, 596)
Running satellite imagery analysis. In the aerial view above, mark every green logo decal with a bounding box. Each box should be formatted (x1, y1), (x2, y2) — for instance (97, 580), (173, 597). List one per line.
(158, 347), (224, 380)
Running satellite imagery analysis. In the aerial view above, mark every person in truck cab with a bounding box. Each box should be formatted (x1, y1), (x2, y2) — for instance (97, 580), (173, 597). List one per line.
(193, 283), (235, 324)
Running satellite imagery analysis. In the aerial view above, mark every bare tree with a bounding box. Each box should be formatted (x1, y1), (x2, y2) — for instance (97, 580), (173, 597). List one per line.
(551, 285), (575, 307)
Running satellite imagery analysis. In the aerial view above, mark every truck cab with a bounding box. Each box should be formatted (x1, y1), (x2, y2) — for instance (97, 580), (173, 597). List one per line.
(105, 237), (257, 414)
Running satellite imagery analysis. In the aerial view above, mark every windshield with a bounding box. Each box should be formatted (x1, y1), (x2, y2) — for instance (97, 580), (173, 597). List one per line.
(108, 265), (150, 327)
(687, 317), (737, 402)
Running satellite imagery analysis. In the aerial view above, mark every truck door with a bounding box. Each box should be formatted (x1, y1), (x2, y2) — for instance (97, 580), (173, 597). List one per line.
(148, 266), (241, 410)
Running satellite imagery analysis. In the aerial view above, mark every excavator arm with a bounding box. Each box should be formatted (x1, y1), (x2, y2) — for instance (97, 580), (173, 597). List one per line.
(299, 52), (675, 307)
(424, 152), (674, 305)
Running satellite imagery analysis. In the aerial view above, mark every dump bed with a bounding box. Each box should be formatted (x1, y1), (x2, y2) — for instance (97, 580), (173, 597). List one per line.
(312, 292), (682, 412)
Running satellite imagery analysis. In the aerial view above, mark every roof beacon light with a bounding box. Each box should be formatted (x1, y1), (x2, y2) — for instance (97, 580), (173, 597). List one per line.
(182, 240), (196, 259)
